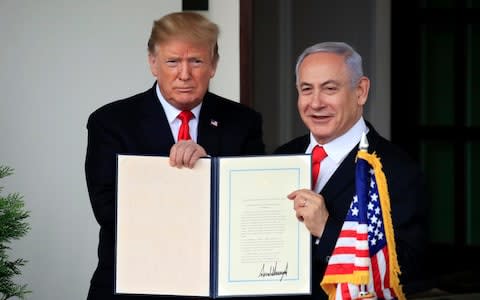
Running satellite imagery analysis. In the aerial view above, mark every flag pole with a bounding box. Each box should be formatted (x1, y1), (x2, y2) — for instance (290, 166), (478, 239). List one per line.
(358, 132), (375, 299)
(359, 132), (368, 152)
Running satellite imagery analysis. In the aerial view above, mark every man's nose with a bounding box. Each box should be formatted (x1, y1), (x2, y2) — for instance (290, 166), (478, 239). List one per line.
(310, 90), (324, 108)
(178, 62), (191, 81)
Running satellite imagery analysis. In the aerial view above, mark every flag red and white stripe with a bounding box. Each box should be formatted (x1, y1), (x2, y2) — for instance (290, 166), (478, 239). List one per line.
(320, 150), (405, 300)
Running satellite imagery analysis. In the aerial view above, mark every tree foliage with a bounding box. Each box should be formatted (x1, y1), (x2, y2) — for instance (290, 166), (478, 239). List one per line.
(0, 166), (30, 300)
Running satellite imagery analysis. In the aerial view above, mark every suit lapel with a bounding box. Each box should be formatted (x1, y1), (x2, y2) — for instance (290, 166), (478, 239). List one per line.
(320, 126), (381, 221)
(320, 147), (357, 219)
(197, 93), (222, 155)
(138, 85), (175, 153)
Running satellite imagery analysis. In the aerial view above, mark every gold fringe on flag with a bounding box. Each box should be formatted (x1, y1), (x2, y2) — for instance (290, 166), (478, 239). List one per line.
(356, 151), (406, 300)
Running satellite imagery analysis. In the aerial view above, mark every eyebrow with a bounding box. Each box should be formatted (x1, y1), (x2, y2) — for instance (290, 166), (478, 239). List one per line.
(299, 79), (341, 87)
(320, 80), (341, 87)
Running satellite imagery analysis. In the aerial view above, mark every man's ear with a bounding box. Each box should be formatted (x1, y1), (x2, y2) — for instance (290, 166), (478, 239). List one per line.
(356, 76), (370, 105)
(209, 58), (218, 78)
(148, 53), (157, 76)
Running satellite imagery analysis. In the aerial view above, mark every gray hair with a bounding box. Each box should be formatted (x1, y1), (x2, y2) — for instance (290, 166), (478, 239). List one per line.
(295, 42), (363, 87)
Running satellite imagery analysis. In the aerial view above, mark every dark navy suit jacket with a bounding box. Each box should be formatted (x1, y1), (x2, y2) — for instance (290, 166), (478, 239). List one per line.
(85, 84), (264, 299)
(273, 123), (429, 299)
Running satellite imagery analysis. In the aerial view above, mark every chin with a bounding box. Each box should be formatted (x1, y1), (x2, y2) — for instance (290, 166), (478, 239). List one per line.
(176, 96), (202, 107)
(311, 130), (332, 142)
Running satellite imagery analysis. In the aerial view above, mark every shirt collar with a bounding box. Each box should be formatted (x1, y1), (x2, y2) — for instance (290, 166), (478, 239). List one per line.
(155, 83), (202, 124)
(307, 117), (369, 163)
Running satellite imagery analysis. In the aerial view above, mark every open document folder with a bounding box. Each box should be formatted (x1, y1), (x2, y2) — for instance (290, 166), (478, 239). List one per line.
(115, 154), (312, 298)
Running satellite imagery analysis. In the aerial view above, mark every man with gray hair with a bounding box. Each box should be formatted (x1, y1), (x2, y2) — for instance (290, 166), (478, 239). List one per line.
(275, 41), (429, 299)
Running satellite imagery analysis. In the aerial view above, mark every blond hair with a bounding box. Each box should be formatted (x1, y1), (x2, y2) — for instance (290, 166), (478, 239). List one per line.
(147, 12), (219, 63)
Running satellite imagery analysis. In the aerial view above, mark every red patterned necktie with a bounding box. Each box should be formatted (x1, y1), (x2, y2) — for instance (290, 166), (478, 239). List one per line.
(177, 111), (194, 141)
(312, 145), (327, 188)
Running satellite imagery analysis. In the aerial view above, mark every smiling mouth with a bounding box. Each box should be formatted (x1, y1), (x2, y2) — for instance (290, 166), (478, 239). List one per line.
(312, 115), (330, 120)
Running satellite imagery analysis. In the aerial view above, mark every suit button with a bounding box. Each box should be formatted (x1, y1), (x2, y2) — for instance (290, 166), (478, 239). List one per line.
(325, 256), (330, 263)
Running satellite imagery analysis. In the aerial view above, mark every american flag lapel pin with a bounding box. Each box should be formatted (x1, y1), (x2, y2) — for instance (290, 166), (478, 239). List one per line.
(210, 119), (218, 127)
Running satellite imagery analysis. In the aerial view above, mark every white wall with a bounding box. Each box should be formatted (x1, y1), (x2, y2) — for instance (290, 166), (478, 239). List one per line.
(208, 0), (240, 101)
(0, 1), (239, 299)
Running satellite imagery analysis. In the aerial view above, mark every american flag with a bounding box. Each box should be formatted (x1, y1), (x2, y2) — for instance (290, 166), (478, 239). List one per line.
(320, 150), (405, 300)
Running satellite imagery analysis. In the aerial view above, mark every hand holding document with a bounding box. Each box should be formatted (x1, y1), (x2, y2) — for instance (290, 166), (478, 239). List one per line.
(115, 154), (312, 298)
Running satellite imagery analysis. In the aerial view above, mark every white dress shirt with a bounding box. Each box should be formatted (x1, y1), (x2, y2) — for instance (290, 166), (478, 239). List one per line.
(306, 117), (369, 193)
(156, 83), (202, 142)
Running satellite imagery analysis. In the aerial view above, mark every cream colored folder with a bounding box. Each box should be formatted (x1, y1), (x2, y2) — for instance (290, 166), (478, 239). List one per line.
(115, 154), (311, 298)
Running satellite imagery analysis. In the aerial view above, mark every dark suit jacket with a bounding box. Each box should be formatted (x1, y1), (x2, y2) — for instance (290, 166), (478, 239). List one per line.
(85, 84), (265, 299)
(273, 123), (429, 299)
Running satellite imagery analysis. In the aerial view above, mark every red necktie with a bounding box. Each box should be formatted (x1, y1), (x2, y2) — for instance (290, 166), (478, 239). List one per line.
(177, 110), (193, 141)
(312, 145), (327, 188)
